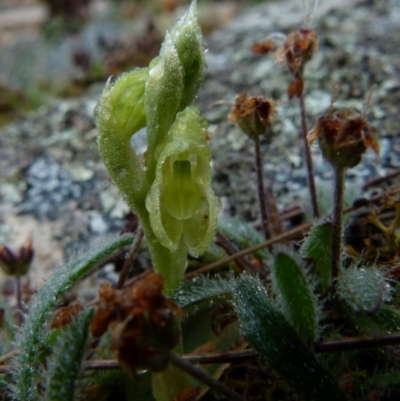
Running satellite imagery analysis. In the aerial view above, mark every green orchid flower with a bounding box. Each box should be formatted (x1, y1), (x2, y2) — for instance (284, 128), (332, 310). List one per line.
(145, 106), (221, 257)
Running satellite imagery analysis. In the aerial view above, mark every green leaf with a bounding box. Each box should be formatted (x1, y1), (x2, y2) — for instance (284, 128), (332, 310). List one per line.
(350, 305), (400, 335)
(152, 364), (191, 401)
(44, 309), (93, 401)
(301, 219), (334, 291)
(233, 274), (345, 401)
(11, 234), (133, 401)
(338, 266), (389, 313)
(272, 251), (317, 345)
(125, 372), (155, 401)
(172, 276), (233, 315)
(357, 370), (400, 390)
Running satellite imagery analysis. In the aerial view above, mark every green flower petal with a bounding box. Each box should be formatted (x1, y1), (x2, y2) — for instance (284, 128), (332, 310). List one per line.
(145, 106), (220, 256)
(146, 180), (183, 251)
(164, 160), (202, 220)
(183, 187), (221, 257)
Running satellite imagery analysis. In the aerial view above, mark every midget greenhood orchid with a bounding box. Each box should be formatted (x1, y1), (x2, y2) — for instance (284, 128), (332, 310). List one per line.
(96, 1), (220, 292)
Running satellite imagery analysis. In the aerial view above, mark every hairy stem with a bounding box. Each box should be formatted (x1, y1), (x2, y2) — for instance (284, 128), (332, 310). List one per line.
(254, 135), (270, 240)
(299, 94), (319, 218)
(331, 166), (345, 279)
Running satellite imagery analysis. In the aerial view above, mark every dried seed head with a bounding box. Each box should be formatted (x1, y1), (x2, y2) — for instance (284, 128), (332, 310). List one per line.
(278, 28), (318, 80)
(309, 107), (379, 169)
(0, 245), (17, 273)
(90, 270), (182, 376)
(0, 240), (33, 276)
(228, 93), (276, 138)
(18, 239), (34, 268)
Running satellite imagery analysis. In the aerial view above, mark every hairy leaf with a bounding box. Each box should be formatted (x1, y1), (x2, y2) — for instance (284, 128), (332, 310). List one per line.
(44, 309), (93, 401)
(350, 305), (400, 335)
(12, 234), (133, 401)
(233, 274), (345, 401)
(272, 252), (317, 345)
(301, 219), (333, 291)
(172, 276), (233, 315)
(338, 266), (389, 313)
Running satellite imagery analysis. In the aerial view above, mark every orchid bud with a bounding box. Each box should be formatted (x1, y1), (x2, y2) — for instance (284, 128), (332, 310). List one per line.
(170, 0), (205, 109)
(145, 33), (184, 151)
(96, 68), (148, 141)
(145, 106), (221, 257)
(228, 93), (276, 138)
(309, 108), (379, 169)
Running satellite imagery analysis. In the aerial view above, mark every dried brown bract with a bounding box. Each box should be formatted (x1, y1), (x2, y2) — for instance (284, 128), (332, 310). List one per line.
(90, 270), (182, 376)
(309, 107), (379, 169)
(287, 79), (304, 99)
(252, 39), (278, 55)
(228, 93), (276, 137)
(50, 302), (84, 329)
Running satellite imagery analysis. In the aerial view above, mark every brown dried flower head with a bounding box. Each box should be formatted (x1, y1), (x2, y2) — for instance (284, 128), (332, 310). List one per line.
(0, 239), (34, 276)
(309, 107), (379, 169)
(90, 270), (182, 376)
(228, 93), (276, 138)
(278, 28), (318, 79)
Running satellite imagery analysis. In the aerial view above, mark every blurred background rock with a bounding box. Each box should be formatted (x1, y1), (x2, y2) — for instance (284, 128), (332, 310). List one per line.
(0, 0), (254, 126)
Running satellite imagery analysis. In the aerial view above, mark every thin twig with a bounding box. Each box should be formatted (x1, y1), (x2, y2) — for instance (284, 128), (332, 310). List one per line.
(314, 332), (400, 352)
(185, 223), (310, 279)
(216, 231), (259, 274)
(362, 168), (400, 190)
(116, 226), (144, 289)
(299, 93), (319, 218)
(168, 352), (247, 401)
(2, 329), (400, 377)
(331, 167), (345, 279)
(85, 359), (121, 370)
